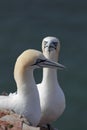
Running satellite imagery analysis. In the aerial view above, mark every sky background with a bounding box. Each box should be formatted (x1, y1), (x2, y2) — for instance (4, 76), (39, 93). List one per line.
(0, 0), (87, 130)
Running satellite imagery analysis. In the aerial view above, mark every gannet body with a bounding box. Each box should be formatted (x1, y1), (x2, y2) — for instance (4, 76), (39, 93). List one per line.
(37, 37), (66, 125)
(0, 49), (65, 126)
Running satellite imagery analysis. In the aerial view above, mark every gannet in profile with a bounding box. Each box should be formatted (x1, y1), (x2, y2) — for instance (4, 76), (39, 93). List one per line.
(37, 37), (66, 125)
(0, 49), (65, 126)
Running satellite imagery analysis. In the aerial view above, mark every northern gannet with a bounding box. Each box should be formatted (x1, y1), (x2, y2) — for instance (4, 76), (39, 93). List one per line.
(37, 37), (66, 125)
(0, 49), (65, 126)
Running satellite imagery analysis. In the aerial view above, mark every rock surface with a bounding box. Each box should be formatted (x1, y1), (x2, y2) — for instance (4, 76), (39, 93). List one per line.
(0, 109), (57, 130)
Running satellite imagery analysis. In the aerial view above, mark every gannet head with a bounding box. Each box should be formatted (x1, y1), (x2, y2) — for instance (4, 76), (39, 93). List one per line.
(42, 36), (60, 61)
(14, 49), (65, 83)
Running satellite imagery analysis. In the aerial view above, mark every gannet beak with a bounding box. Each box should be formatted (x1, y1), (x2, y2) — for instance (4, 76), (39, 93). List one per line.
(38, 59), (65, 70)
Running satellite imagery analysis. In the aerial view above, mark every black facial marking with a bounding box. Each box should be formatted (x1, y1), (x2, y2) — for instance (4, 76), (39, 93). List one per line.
(44, 41), (48, 45)
(52, 41), (58, 47)
(36, 59), (46, 64)
(32, 59), (46, 66)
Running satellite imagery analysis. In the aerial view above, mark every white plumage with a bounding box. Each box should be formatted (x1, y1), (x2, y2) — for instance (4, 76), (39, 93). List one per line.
(37, 37), (66, 125)
(0, 49), (64, 126)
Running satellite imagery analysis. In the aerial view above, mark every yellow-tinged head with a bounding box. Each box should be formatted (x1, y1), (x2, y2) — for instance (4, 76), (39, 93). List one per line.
(42, 36), (60, 61)
(14, 49), (65, 84)
(14, 49), (45, 69)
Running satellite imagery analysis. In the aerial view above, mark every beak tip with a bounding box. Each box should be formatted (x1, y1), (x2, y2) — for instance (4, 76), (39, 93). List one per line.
(60, 65), (66, 70)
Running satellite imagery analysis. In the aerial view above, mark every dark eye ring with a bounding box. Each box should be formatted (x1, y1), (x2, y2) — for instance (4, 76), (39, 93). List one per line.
(44, 41), (48, 45)
(32, 59), (46, 66)
(36, 59), (46, 64)
(36, 59), (42, 63)
(52, 42), (58, 46)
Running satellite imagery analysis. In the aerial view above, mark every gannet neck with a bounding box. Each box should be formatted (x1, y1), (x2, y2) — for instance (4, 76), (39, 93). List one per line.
(43, 51), (59, 62)
(42, 68), (58, 87)
(16, 68), (36, 95)
(13, 50), (39, 95)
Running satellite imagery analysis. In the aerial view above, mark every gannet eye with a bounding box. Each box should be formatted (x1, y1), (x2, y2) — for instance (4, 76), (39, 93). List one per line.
(36, 59), (46, 64)
(52, 42), (58, 46)
(32, 59), (46, 66)
(44, 41), (48, 45)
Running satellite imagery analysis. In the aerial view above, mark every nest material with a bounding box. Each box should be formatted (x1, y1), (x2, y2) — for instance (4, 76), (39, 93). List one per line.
(0, 109), (56, 130)
(0, 109), (30, 130)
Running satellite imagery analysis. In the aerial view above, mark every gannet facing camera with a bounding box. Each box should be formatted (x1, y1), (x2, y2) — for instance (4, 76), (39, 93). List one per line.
(37, 37), (66, 125)
(0, 49), (64, 126)
(42, 36), (60, 61)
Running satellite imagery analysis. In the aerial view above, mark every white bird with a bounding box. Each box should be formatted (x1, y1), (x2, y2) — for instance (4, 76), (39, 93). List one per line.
(0, 49), (65, 126)
(37, 37), (66, 126)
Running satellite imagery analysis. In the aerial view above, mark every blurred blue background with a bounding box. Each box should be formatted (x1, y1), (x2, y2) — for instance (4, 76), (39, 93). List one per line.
(0, 0), (87, 130)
